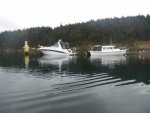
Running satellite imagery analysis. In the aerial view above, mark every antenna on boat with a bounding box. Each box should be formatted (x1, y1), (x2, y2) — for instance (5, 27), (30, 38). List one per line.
(110, 36), (112, 45)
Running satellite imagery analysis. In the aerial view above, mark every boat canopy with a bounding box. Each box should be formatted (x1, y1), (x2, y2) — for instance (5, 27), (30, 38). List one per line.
(60, 42), (69, 49)
(51, 41), (69, 49)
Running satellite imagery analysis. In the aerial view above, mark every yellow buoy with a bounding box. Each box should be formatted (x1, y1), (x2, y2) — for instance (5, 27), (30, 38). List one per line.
(23, 41), (29, 55)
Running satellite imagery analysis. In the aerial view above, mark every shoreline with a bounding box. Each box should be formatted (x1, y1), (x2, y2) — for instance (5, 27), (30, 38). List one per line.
(1, 46), (150, 54)
(1, 40), (150, 56)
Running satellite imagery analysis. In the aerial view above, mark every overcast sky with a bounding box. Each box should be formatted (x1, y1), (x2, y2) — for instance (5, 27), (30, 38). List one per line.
(0, 0), (150, 32)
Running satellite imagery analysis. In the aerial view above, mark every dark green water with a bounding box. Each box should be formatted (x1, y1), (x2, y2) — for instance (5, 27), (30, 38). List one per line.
(0, 51), (150, 113)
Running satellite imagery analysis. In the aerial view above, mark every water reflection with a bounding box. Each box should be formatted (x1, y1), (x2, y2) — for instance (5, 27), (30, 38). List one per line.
(88, 55), (127, 68)
(38, 55), (77, 67)
(86, 54), (150, 87)
(24, 55), (29, 68)
(38, 55), (77, 74)
(1, 51), (150, 113)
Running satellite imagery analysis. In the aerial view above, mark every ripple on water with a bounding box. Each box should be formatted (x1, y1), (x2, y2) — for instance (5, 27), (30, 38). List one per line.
(0, 67), (148, 113)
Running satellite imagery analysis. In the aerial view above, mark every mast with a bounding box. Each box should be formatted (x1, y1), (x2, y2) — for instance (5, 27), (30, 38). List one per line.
(110, 36), (112, 45)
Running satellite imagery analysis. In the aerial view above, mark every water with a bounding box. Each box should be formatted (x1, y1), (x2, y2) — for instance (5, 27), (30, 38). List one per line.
(0, 51), (150, 113)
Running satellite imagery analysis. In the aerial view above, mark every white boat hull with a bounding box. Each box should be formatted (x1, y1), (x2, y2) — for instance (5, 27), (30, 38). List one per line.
(89, 50), (127, 56)
(38, 47), (77, 56)
(39, 49), (68, 55)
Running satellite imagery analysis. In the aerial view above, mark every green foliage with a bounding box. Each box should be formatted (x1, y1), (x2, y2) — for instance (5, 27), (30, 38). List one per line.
(0, 15), (150, 49)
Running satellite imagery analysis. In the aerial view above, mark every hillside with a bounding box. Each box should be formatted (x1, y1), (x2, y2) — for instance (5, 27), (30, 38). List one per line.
(0, 14), (150, 49)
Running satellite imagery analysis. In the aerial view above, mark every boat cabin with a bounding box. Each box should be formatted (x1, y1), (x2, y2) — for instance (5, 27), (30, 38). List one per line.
(51, 41), (69, 49)
(91, 45), (118, 52)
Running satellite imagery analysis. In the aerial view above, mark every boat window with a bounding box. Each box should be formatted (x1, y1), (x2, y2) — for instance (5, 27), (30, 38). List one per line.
(92, 47), (101, 51)
(107, 47), (113, 50)
(103, 47), (107, 50)
(65, 42), (69, 49)
(60, 42), (67, 49)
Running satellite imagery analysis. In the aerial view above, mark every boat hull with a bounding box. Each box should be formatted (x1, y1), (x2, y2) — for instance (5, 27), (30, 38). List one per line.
(89, 50), (127, 56)
(39, 49), (68, 55)
(38, 48), (77, 56)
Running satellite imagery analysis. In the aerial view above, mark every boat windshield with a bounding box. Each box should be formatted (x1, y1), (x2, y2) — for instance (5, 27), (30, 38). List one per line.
(52, 42), (59, 47)
(65, 42), (69, 48)
(60, 42), (69, 49)
(106, 47), (113, 50)
(92, 46), (102, 51)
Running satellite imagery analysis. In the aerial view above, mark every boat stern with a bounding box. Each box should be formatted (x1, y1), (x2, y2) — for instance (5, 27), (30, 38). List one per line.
(68, 48), (77, 55)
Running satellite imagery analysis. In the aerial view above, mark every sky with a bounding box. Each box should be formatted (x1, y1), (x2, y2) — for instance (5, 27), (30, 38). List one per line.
(0, 0), (150, 32)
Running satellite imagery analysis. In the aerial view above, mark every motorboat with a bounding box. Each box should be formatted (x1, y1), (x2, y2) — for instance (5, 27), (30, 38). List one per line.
(86, 45), (128, 56)
(38, 39), (77, 55)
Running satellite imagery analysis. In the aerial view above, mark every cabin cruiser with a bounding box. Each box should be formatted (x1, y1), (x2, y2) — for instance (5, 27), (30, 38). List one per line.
(86, 45), (128, 56)
(38, 39), (77, 55)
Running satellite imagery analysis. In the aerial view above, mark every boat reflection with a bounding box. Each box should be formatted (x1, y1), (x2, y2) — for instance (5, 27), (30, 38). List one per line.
(89, 55), (127, 68)
(38, 55), (77, 68)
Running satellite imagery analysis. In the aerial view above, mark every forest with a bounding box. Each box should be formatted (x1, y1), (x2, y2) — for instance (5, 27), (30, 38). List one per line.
(0, 14), (150, 49)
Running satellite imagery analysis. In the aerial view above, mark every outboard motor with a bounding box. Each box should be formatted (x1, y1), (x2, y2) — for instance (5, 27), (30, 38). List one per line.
(86, 52), (91, 57)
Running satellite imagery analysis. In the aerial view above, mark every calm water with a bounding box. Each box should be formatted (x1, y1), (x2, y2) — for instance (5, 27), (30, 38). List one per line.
(0, 51), (150, 113)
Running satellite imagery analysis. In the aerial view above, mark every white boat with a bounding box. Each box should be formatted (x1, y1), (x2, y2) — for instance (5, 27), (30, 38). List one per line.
(86, 45), (128, 56)
(38, 39), (77, 55)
